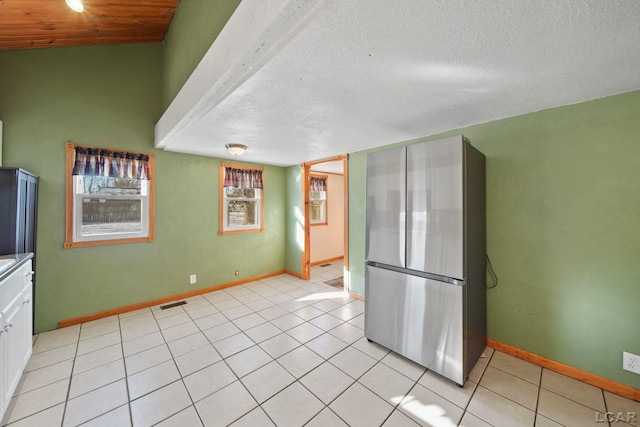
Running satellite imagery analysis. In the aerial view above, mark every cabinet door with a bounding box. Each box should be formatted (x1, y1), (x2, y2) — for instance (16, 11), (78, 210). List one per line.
(20, 260), (33, 344)
(0, 311), (4, 417)
(2, 299), (22, 406)
(20, 283), (33, 366)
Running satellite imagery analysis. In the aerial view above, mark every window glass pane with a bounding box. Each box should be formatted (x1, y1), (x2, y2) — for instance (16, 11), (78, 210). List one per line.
(227, 200), (259, 226)
(81, 198), (143, 235)
(226, 187), (259, 198)
(76, 176), (143, 195)
(310, 201), (324, 221)
(310, 189), (327, 223)
(310, 191), (325, 201)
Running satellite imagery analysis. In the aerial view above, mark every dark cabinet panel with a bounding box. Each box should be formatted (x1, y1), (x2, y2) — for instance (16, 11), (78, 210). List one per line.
(0, 168), (38, 256)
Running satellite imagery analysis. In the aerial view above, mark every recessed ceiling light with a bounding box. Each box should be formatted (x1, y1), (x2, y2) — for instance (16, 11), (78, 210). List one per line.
(65, 0), (84, 13)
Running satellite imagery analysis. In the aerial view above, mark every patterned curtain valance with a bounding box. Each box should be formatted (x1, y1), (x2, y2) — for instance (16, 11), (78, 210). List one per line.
(224, 167), (263, 189)
(72, 146), (150, 180)
(310, 176), (327, 192)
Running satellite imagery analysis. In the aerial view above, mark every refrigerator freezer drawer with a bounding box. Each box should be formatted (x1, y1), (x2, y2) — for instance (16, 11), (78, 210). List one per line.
(364, 264), (464, 384)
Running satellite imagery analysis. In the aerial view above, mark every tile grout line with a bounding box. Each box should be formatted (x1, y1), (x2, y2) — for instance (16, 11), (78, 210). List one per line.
(458, 349), (496, 425)
(151, 302), (207, 427)
(532, 361), (544, 426)
(117, 313), (134, 427)
(58, 324), (81, 427)
(601, 387), (611, 427)
(455, 348), (493, 426)
(67, 319), (128, 426)
(60, 324), (84, 426)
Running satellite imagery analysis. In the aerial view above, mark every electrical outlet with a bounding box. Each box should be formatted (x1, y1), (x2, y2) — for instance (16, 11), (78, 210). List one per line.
(623, 351), (640, 375)
(189, 274), (197, 285)
(234, 269), (240, 277)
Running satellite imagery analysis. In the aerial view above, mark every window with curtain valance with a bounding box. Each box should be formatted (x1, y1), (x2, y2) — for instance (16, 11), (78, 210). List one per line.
(64, 142), (155, 248)
(72, 146), (151, 180)
(310, 175), (327, 192)
(223, 166), (263, 189)
(310, 173), (328, 225)
(220, 163), (265, 234)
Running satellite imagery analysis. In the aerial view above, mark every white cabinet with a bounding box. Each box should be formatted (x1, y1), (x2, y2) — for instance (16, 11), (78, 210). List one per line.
(20, 281), (33, 367)
(2, 295), (22, 406)
(0, 258), (33, 422)
(0, 309), (3, 417)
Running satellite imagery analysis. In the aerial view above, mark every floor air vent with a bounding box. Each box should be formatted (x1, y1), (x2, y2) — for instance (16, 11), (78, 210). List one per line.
(160, 301), (187, 310)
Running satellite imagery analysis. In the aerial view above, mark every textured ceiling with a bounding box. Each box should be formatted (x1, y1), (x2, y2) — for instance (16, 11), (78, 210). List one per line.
(155, 0), (640, 166)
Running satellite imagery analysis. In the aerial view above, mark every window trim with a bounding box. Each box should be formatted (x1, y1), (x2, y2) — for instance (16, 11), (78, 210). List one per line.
(309, 173), (328, 226)
(64, 141), (155, 249)
(219, 163), (265, 235)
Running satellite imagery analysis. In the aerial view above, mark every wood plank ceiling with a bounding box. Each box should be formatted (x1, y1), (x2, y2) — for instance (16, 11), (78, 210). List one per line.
(0, 0), (179, 51)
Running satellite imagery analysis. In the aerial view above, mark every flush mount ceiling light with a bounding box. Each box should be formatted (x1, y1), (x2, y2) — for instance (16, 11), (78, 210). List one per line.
(225, 144), (247, 155)
(65, 0), (84, 12)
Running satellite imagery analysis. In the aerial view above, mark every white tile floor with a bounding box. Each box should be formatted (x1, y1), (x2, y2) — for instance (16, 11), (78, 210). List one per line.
(2, 261), (638, 426)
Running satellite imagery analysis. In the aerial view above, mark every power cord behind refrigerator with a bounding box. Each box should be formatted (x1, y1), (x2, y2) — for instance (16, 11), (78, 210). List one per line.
(486, 254), (498, 289)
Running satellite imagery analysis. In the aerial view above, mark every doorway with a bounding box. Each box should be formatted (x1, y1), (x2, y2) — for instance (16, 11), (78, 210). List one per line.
(301, 155), (349, 293)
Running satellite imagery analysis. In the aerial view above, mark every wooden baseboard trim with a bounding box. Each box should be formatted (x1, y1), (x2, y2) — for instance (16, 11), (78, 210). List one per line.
(285, 269), (303, 279)
(310, 256), (344, 267)
(58, 270), (288, 329)
(349, 291), (364, 301)
(487, 338), (640, 402)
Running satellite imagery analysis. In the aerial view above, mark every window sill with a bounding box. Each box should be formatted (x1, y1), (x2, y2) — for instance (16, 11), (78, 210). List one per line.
(64, 236), (154, 249)
(219, 227), (264, 236)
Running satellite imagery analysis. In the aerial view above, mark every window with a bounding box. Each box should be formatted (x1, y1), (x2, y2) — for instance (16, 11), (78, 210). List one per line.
(220, 164), (264, 234)
(64, 142), (155, 248)
(310, 174), (328, 225)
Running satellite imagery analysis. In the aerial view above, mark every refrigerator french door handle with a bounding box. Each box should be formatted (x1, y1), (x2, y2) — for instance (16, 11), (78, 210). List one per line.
(365, 261), (465, 286)
(405, 163), (411, 268)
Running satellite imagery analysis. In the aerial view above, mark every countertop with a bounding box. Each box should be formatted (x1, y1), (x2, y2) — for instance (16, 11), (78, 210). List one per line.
(0, 253), (34, 282)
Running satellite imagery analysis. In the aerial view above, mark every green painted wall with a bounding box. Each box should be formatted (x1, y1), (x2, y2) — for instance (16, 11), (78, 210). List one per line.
(348, 90), (640, 388)
(0, 44), (286, 332)
(285, 165), (303, 275)
(162, 0), (241, 109)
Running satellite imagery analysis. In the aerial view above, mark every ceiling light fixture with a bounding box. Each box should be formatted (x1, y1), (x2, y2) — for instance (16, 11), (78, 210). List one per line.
(65, 0), (84, 13)
(225, 144), (247, 155)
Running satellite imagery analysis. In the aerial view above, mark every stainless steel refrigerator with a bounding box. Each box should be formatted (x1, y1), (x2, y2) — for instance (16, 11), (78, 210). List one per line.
(364, 135), (486, 386)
